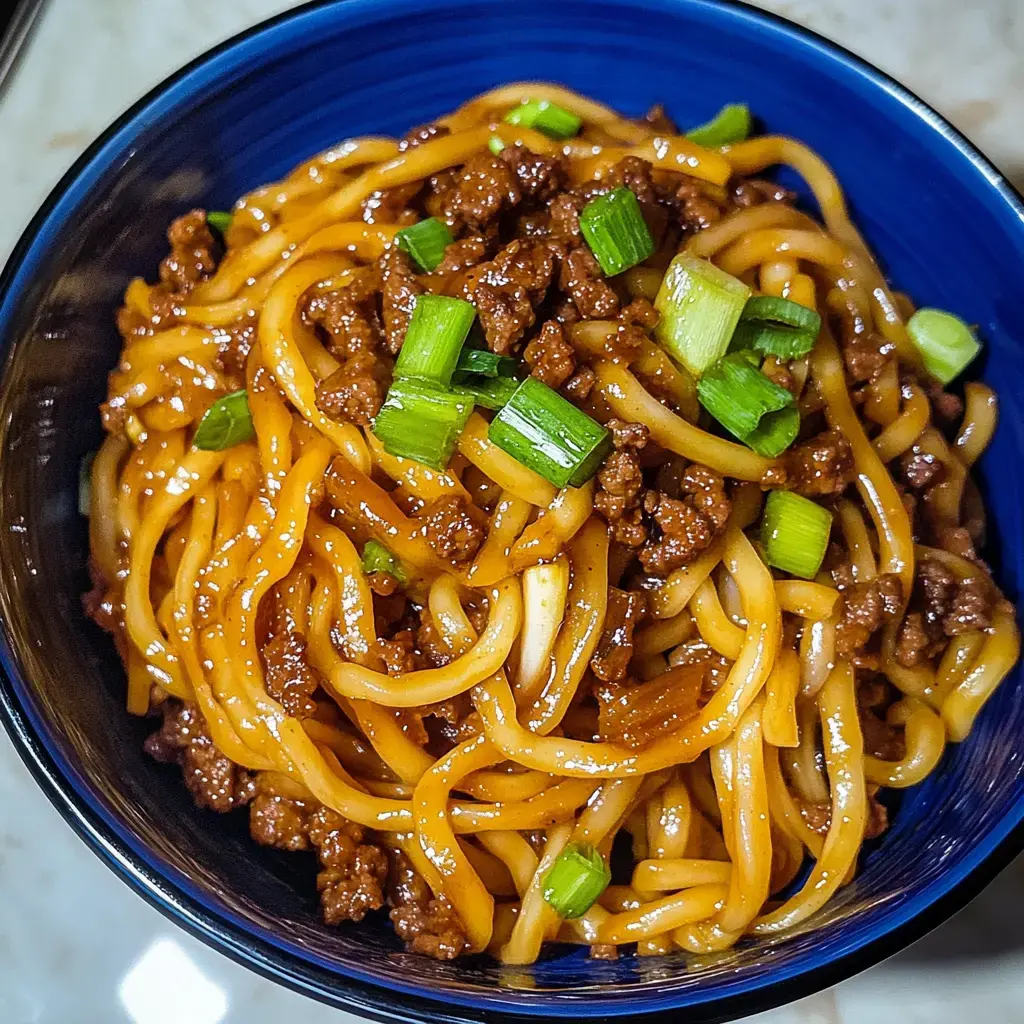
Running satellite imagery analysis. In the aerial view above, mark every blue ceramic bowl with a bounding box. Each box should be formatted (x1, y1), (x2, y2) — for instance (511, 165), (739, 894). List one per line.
(2, 1), (1023, 1020)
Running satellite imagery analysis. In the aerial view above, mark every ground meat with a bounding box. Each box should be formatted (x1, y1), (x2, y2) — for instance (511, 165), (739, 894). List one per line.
(842, 332), (891, 383)
(499, 144), (567, 200)
(433, 235), (488, 275)
(638, 465), (731, 576)
(931, 524), (980, 564)
(362, 181), (422, 225)
(894, 611), (938, 668)
(303, 276), (383, 359)
(675, 178), (722, 233)
(563, 365), (597, 402)
(367, 572), (400, 597)
(387, 849), (468, 959)
(559, 245), (620, 320)
(159, 210), (216, 295)
(900, 448), (944, 491)
(467, 239), (558, 353)
(442, 152), (522, 229)
(590, 944), (620, 960)
(249, 785), (312, 852)
(590, 588), (648, 682)
(865, 785), (890, 840)
(923, 377), (964, 427)
(594, 449), (646, 547)
(548, 191), (587, 243)
(377, 629), (423, 675)
(398, 122), (450, 151)
(857, 677), (905, 761)
(144, 701), (255, 813)
(523, 320), (576, 388)
(642, 103), (677, 133)
(261, 632), (319, 717)
(944, 577), (992, 634)
(315, 352), (388, 425)
(833, 574), (902, 657)
(784, 429), (853, 497)
(732, 178), (797, 208)
(379, 247), (424, 354)
(417, 496), (487, 565)
(308, 806), (388, 924)
(607, 418), (649, 452)
(212, 317), (257, 380)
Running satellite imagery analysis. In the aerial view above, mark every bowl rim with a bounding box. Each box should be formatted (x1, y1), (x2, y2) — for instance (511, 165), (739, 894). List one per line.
(2, 0), (1024, 1021)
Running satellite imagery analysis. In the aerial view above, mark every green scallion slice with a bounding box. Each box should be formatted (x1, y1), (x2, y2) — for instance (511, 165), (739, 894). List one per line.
(906, 307), (981, 384)
(503, 100), (582, 139)
(206, 210), (233, 234)
(579, 187), (655, 277)
(761, 490), (833, 579)
(193, 389), (255, 451)
(488, 378), (611, 488)
(488, 136), (506, 155)
(457, 375), (519, 411)
(542, 842), (612, 919)
(452, 349), (518, 380)
(686, 103), (752, 148)
(393, 295), (477, 385)
(732, 295), (822, 359)
(372, 378), (474, 470)
(361, 540), (407, 584)
(744, 403), (800, 458)
(395, 217), (455, 273)
(654, 254), (751, 377)
(697, 353), (797, 452)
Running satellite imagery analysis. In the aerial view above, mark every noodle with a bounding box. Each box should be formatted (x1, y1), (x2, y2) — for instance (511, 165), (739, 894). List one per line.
(86, 82), (1016, 966)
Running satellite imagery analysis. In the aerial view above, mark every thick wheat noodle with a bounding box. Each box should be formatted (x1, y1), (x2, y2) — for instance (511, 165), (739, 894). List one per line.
(94, 84), (1016, 966)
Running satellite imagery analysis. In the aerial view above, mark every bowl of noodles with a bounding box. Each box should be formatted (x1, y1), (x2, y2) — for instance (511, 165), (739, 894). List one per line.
(1, 0), (1023, 1020)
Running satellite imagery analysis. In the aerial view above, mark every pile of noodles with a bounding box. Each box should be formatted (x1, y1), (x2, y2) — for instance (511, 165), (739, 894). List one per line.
(89, 83), (1019, 962)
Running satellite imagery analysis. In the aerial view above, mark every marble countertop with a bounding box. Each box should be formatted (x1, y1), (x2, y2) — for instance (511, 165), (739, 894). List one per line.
(2, 1), (1024, 1022)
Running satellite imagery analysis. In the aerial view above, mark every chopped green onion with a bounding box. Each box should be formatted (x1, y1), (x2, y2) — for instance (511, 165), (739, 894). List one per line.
(373, 378), (473, 470)
(395, 217), (454, 273)
(732, 295), (821, 359)
(579, 187), (655, 277)
(393, 295), (477, 385)
(193, 389), (255, 451)
(686, 103), (752, 148)
(744, 403), (800, 458)
(206, 210), (233, 234)
(761, 490), (833, 579)
(453, 349), (518, 380)
(361, 540), (407, 584)
(542, 842), (612, 919)
(488, 378), (611, 488)
(488, 135), (506, 155)
(78, 452), (95, 517)
(503, 100), (582, 139)
(457, 375), (519, 411)
(697, 353), (797, 452)
(654, 254), (751, 377)
(906, 308), (981, 384)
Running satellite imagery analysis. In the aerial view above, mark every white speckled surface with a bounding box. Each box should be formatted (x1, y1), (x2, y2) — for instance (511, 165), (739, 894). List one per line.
(1, 1), (1024, 1022)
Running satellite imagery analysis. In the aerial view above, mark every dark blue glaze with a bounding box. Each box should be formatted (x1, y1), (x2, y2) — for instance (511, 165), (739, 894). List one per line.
(0, 1), (1022, 1021)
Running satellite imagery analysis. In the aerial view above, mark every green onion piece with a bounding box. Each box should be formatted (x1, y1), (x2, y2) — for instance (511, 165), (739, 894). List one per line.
(654, 254), (751, 376)
(458, 375), (519, 411)
(372, 378), (473, 470)
(394, 217), (455, 273)
(488, 136), (506, 155)
(206, 210), (233, 234)
(761, 490), (833, 579)
(542, 842), (612, 919)
(697, 353), (796, 447)
(503, 100), (582, 139)
(686, 103), (752, 148)
(193, 389), (255, 451)
(488, 378), (611, 488)
(744, 404), (800, 458)
(393, 295), (477, 385)
(906, 307), (981, 384)
(732, 295), (821, 359)
(361, 540), (407, 584)
(78, 452), (95, 517)
(579, 187), (655, 277)
(453, 349), (518, 380)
